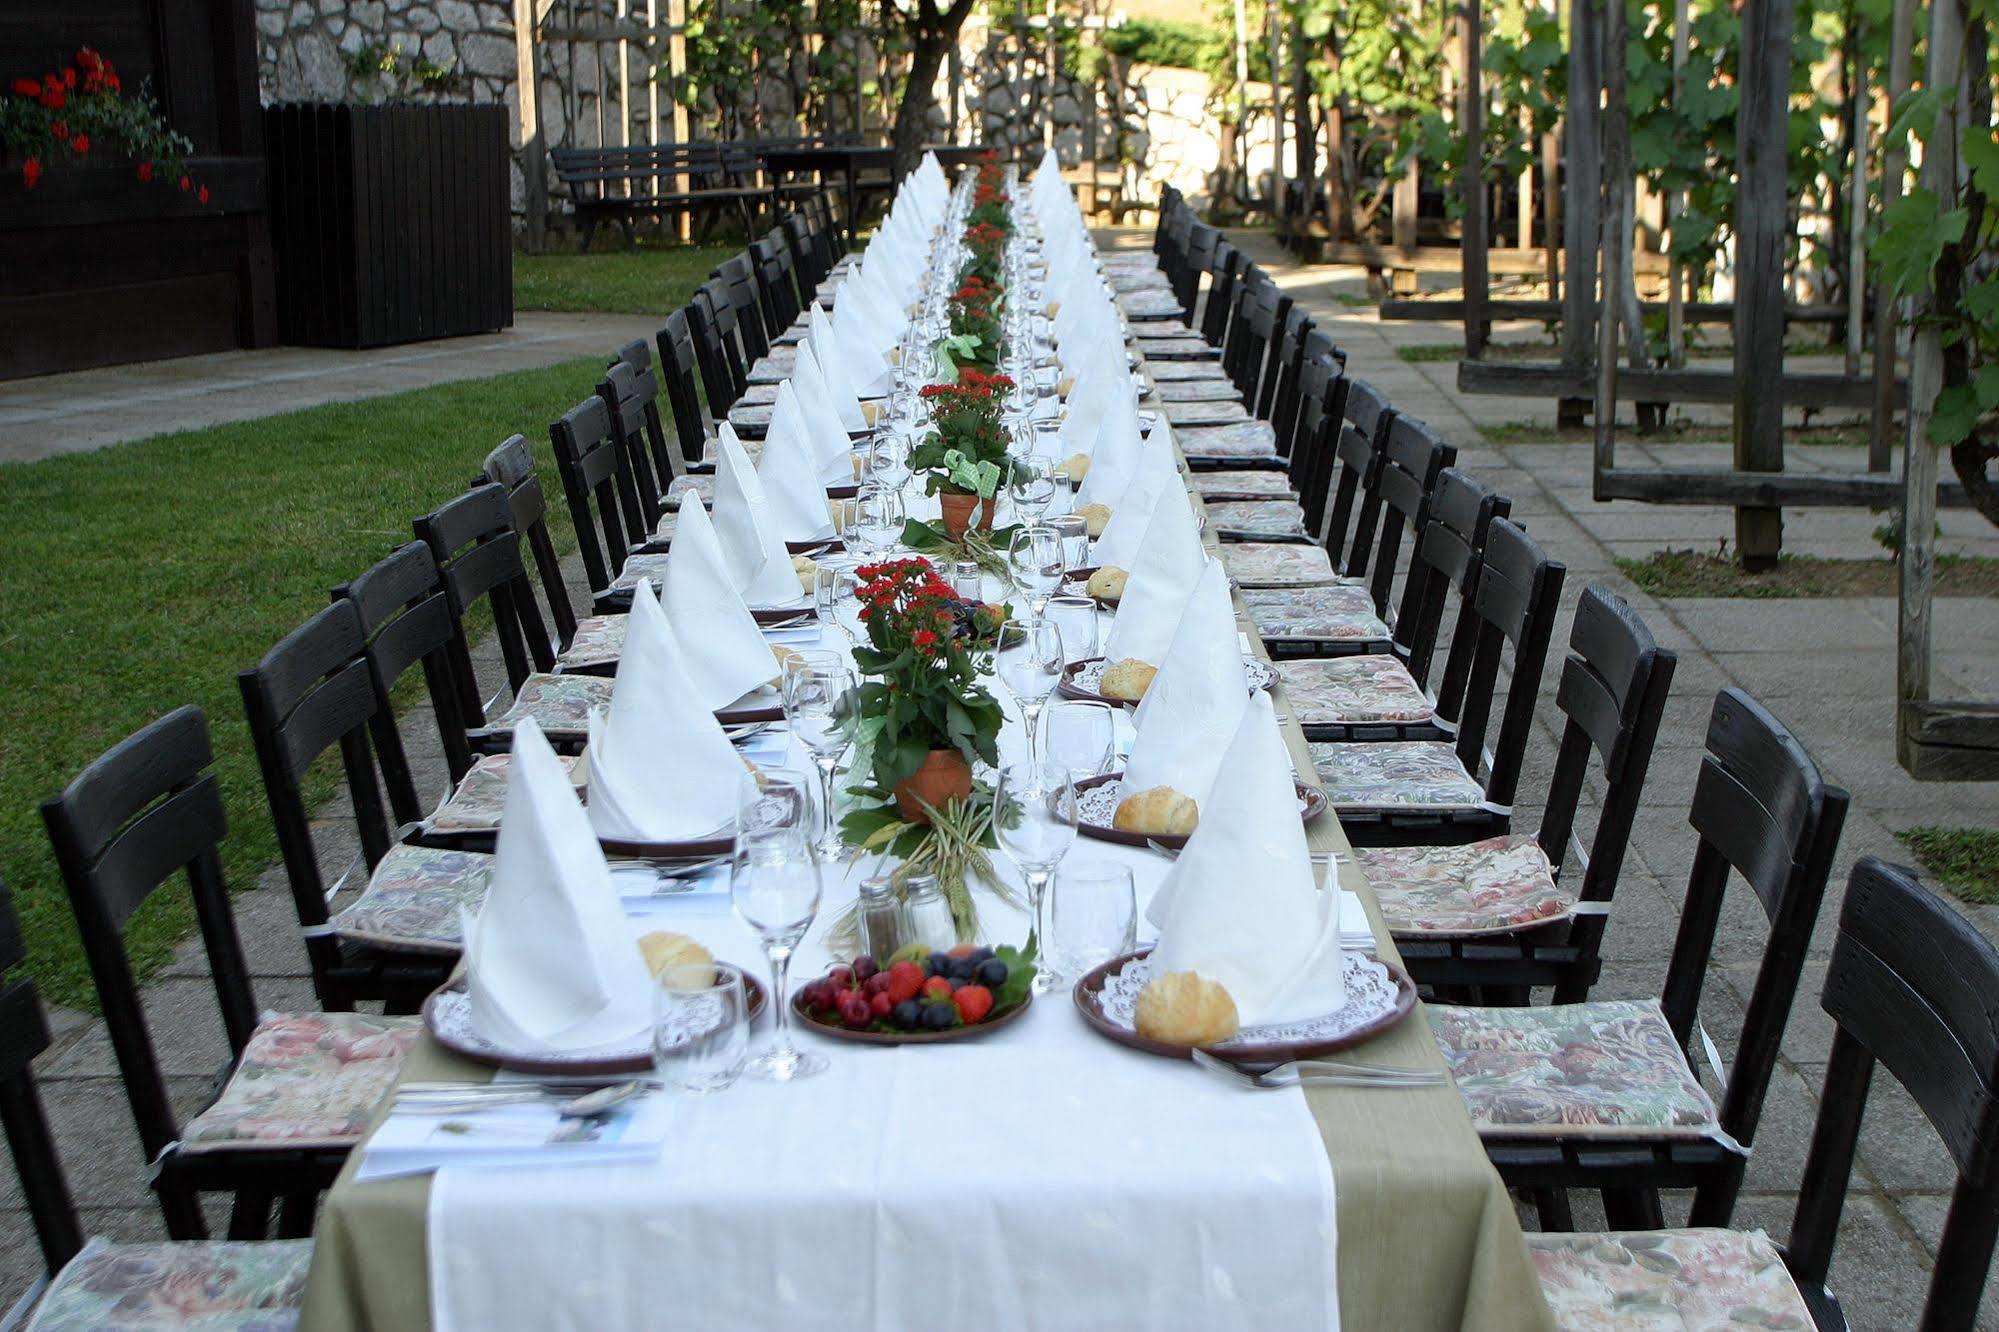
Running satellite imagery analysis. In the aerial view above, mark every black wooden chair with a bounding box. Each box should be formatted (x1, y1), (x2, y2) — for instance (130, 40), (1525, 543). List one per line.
(0, 881), (316, 1320)
(596, 356), (669, 544)
(550, 392), (671, 612)
(1207, 349), (1339, 543)
(752, 229), (804, 332)
(44, 706), (421, 1239)
(783, 209), (829, 294)
(1311, 516), (1564, 848)
(1430, 686), (1848, 1234)
(607, 340), (695, 504)
(712, 251), (771, 363)
(656, 306), (717, 466)
(1528, 855), (1999, 1328)
(1367, 587), (1675, 1002)
(688, 280), (748, 414)
(479, 434), (628, 678)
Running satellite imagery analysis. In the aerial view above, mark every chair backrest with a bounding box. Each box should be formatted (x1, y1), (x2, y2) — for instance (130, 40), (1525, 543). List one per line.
(1395, 467), (1511, 699)
(608, 338), (683, 494)
(548, 393), (634, 596)
(689, 281), (747, 412)
(414, 483), (553, 722)
(1367, 414), (1458, 624)
(1172, 220), (1218, 321)
(784, 210), (827, 292)
(481, 434), (580, 649)
(1198, 240), (1241, 345)
(1278, 327), (1341, 464)
(1331, 376), (1396, 579)
(237, 603), (398, 1010)
(1785, 858), (1999, 1329)
(711, 252), (769, 361)
(41, 707), (260, 1167)
(596, 358), (666, 536)
(1450, 517), (1565, 814)
(1664, 686), (1849, 1223)
(0, 882), (89, 1281)
(655, 307), (713, 463)
(332, 540), (473, 827)
(1245, 279), (1296, 419)
(751, 230), (802, 331)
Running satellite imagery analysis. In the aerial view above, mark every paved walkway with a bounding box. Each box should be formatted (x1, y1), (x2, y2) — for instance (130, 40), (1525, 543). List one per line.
(0, 312), (660, 463)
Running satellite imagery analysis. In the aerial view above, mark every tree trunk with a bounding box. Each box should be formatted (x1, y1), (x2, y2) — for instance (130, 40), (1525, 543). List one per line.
(892, 34), (952, 180)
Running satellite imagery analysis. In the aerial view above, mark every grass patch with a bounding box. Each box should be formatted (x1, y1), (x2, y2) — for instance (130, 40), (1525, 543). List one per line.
(1478, 418), (1873, 447)
(1616, 549), (1999, 598)
(1396, 339), (1558, 363)
(0, 358), (620, 1010)
(514, 241), (734, 315)
(1899, 827), (1999, 905)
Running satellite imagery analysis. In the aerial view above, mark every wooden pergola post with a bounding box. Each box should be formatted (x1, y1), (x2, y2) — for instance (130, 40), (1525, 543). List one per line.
(1459, 0), (1488, 357)
(1593, 0), (1630, 483)
(1559, 0), (1601, 426)
(1731, 0), (1794, 570)
(513, 0), (547, 251)
(1869, 0), (1917, 472)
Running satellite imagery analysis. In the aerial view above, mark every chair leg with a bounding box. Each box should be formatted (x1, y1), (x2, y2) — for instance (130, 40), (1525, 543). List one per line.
(227, 1189), (274, 1240)
(277, 1191), (319, 1238)
(155, 1177), (209, 1241)
(1601, 1187), (1666, 1230)
(1533, 1188), (1575, 1232)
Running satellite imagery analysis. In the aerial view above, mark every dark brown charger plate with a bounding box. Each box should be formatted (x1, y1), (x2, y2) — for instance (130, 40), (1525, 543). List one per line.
(1071, 770), (1327, 851)
(1057, 655), (1131, 706)
(597, 831), (733, 859)
(1071, 948), (1416, 1064)
(790, 986), (1033, 1045)
(783, 539), (843, 556)
(751, 605), (819, 624)
(423, 973), (768, 1076)
(716, 695), (785, 725)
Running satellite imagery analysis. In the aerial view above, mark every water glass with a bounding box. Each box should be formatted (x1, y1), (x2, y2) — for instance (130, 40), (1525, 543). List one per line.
(653, 961), (750, 1094)
(1008, 459), (1058, 526)
(736, 767), (813, 848)
(731, 826), (827, 1082)
(1048, 513), (1089, 571)
(1050, 866), (1137, 979)
(855, 484), (904, 556)
(779, 653), (856, 859)
(1007, 525), (1065, 620)
(1040, 700), (1116, 777)
(994, 762), (1079, 993)
(1046, 595), (1099, 663)
(812, 563), (845, 633)
(996, 618), (1065, 764)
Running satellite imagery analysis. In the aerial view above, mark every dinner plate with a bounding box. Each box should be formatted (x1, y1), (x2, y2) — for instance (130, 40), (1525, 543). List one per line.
(1057, 655), (1276, 707)
(789, 986), (1033, 1045)
(1073, 948), (1416, 1064)
(716, 685), (785, 725)
(597, 829), (734, 860)
(1069, 770), (1325, 851)
(784, 539), (842, 557)
(423, 974), (768, 1076)
(750, 605), (817, 625)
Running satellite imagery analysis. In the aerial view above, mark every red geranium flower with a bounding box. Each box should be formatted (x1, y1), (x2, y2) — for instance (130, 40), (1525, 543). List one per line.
(136, 161), (153, 182)
(178, 174), (191, 192)
(197, 185), (209, 204)
(22, 158), (41, 189)
(38, 85), (64, 110)
(50, 120), (67, 140)
(11, 78), (40, 97)
(70, 133), (88, 155)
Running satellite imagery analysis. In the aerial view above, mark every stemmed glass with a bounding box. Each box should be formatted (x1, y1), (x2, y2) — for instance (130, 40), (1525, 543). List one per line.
(1045, 594), (1099, 663)
(780, 651), (856, 861)
(996, 617), (1064, 765)
(993, 762), (1078, 994)
(855, 483), (904, 556)
(1007, 525), (1065, 621)
(1041, 700), (1117, 777)
(730, 769), (826, 1081)
(1007, 457), (1058, 527)
(869, 430), (910, 490)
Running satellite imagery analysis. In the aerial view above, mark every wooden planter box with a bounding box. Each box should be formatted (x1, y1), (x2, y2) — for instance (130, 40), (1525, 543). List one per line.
(265, 103), (512, 348)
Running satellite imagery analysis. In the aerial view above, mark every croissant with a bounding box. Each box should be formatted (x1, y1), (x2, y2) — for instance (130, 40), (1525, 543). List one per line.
(1135, 971), (1239, 1046)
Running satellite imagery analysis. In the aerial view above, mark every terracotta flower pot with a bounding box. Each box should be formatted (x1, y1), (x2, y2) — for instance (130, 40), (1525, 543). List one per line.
(893, 748), (974, 823)
(938, 491), (980, 541)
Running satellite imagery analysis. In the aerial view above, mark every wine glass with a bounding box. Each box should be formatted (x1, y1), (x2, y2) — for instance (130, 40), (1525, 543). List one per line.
(1008, 458), (1058, 527)
(1007, 525), (1064, 621)
(1049, 866), (1137, 980)
(869, 430), (910, 490)
(731, 770), (826, 1082)
(780, 651), (856, 861)
(855, 484), (904, 556)
(1041, 700), (1116, 777)
(1047, 513), (1089, 571)
(996, 617), (1064, 765)
(993, 762), (1078, 994)
(1046, 594), (1099, 663)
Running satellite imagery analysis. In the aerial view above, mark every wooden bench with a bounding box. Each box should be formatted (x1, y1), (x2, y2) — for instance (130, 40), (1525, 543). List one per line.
(551, 143), (766, 250)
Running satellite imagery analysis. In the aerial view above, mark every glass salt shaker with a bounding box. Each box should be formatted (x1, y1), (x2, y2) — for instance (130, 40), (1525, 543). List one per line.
(953, 560), (983, 601)
(856, 874), (907, 967)
(901, 874), (957, 953)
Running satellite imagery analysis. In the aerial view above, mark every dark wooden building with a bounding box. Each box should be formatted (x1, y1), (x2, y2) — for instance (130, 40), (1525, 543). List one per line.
(0, 0), (275, 380)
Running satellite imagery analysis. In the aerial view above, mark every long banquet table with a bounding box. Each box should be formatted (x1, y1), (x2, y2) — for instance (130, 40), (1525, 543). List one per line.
(297, 232), (1555, 1332)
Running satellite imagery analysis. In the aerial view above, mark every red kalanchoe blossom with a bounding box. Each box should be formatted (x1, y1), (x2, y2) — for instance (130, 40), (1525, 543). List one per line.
(22, 158), (41, 189)
(70, 133), (87, 155)
(197, 185), (209, 204)
(178, 174), (191, 192)
(50, 120), (66, 140)
(136, 161), (153, 182)
(38, 85), (64, 110)
(105, 73), (119, 90)
(12, 77), (40, 97)
(61, 67), (76, 88)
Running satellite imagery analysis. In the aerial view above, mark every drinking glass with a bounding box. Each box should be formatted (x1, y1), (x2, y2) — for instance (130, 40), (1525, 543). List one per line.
(1007, 525), (1064, 621)
(780, 651), (856, 860)
(1048, 513), (1089, 571)
(737, 765), (812, 846)
(731, 779), (826, 1081)
(1049, 866), (1137, 980)
(996, 618), (1064, 765)
(831, 568), (867, 645)
(835, 494), (863, 551)
(1008, 458), (1058, 526)
(653, 961), (750, 1093)
(869, 431), (910, 489)
(855, 484), (904, 556)
(813, 563), (845, 637)
(1040, 700), (1116, 777)
(994, 762), (1079, 994)
(1046, 594), (1099, 664)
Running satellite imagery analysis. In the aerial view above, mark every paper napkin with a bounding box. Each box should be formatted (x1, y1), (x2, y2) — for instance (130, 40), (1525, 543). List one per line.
(1101, 494), (1207, 665)
(788, 341), (861, 484)
(1073, 396), (1145, 510)
(811, 301), (889, 406)
(660, 496), (785, 712)
(1091, 437), (1185, 570)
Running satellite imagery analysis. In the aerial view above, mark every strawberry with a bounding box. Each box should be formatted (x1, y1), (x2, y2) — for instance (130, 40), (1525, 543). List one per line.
(921, 976), (954, 1002)
(885, 961), (925, 1004)
(951, 984), (994, 1024)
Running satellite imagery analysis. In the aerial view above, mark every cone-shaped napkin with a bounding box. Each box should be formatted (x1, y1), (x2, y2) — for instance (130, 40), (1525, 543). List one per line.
(788, 342), (860, 484)
(1144, 693), (1347, 1026)
(713, 423), (805, 607)
(661, 496), (783, 712)
(1122, 558), (1249, 805)
(1074, 393), (1144, 507)
(1102, 493), (1207, 666)
(1092, 438), (1185, 570)
(834, 273), (902, 362)
(759, 382), (837, 542)
(811, 302), (889, 406)
(462, 718), (653, 1051)
(585, 581), (743, 842)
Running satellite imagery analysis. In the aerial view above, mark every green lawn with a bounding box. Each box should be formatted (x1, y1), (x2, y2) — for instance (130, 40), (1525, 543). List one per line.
(514, 242), (735, 314)
(0, 358), (617, 1009)
(1615, 549), (1999, 599)
(1899, 827), (1999, 905)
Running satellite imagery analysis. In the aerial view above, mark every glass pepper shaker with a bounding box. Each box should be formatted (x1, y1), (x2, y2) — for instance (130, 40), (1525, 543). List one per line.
(856, 874), (906, 967)
(901, 874), (957, 953)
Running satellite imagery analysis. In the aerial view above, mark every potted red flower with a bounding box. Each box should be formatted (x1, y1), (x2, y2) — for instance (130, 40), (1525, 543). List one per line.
(906, 369), (1019, 539)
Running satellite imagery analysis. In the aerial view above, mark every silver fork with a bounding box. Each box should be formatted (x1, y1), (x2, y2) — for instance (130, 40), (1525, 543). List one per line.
(1190, 1049), (1445, 1090)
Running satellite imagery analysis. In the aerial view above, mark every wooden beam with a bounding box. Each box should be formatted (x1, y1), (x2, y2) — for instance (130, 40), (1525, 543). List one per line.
(1899, 702), (1999, 781)
(1381, 297), (1851, 323)
(1870, 0), (1917, 471)
(1843, 13), (1867, 378)
(1317, 242), (1654, 275)
(1459, 0), (1489, 356)
(511, 0), (546, 250)
(1596, 466), (1972, 508)
(1594, 0), (1630, 478)
(1666, 0), (1690, 365)
(1457, 358), (1904, 408)
(1732, 0), (1794, 568)
(1560, 0), (1601, 377)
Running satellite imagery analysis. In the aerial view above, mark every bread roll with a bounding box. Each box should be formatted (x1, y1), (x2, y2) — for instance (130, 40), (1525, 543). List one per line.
(791, 554), (820, 594)
(1098, 657), (1157, 702)
(1075, 502), (1112, 537)
(1135, 970), (1240, 1045)
(770, 644), (802, 683)
(639, 931), (716, 985)
(1085, 566), (1129, 603)
(1112, 784), (1198, 834)
(1056, 374), (1076, 398)
(1057, 453), (1091, 483)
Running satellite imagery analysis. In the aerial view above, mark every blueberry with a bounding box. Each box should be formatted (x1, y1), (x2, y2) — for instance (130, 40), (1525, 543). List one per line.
(969, 946), (995, 965)
(948, 956), (978, 980)
(890, 1000), (922, 1030)
(926, 951), (953, 977)
(922, 1003), (958, 1030)
(976, 959), (1008, 987)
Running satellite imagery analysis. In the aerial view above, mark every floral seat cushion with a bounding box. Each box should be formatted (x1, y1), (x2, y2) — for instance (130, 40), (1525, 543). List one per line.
(1276, 655), (1434, 726)
(427, 752), (585, 836)
(1308, 740), (1486, 810)
(1209, 500), (1310, 539)
(1354, 834), (1571, 936)
(1117, 288), (1187, 320)
(609, 552), (673, 593)
(664, 474), (716, 508)
(1109, 270), (1172, 294)
(1428, 997), (1722, 1139)
(1163, 399), (1252, 427)
(1134, 336), (1219, 360)
(1194, 470), (1297, 500)
(28, 1236), (314, 1332)
(1156, 379), (1244, 405)
(331, 843), (493, 953)
(1528, 1228), (1811, 1331)
(737, 382), (779, 405)
(1241, 585), (1385, 641)
(1100, 251), (1162, 273)
(554, 615), (627, 673)
(180, 1012), (419, 1151)
(1175, 420), (1279, 457)
(1150, 360), (1237, 384)
(746, 349), (797, 384)
(489, 673), (613, 741)
(724, 402), (773, 434)
(1221, 542), (1342, 588)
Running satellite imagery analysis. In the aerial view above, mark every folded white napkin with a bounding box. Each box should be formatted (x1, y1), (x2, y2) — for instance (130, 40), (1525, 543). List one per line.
(1145, 692), (1348, 1026)
(462, 718), (653, 1052)
(712, 423), (806, 607)
(1059, 365), (1130, 458)
(788, 342), (861, 484)
(1122, 558), (1248, 806)
(759, 382), (838, 541)
(1074, 391), (1144, 507)
(1091, 437), (1184, 569)
(811, 301), (890, 405)
(585, 580), (743, 842)
(1102, 491), (1207, 665)
(834, 273), (902, 362)
(661, 496), (783, 711)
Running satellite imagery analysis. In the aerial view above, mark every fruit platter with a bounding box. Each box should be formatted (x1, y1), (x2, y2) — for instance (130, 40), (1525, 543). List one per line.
(793, 943), (1036, 1044)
